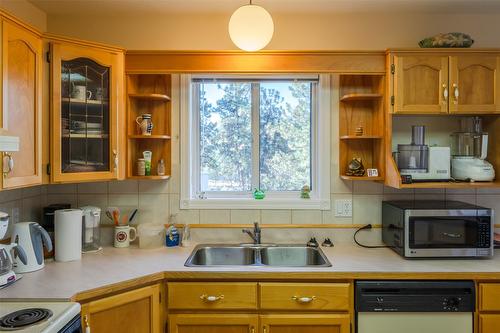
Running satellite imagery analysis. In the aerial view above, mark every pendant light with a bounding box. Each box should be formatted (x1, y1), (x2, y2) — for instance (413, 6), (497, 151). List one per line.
(228, 0), (274, 52)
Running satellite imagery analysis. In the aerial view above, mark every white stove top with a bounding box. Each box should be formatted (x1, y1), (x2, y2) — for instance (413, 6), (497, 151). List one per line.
(0, 302), (80, 333)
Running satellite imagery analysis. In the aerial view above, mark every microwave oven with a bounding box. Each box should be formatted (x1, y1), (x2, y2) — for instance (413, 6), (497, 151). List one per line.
(382, 201), (493, 258)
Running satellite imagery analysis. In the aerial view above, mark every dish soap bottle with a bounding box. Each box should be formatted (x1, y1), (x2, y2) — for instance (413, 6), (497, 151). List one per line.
(157, 159), (166, 176)
(166, 214), (180, 247)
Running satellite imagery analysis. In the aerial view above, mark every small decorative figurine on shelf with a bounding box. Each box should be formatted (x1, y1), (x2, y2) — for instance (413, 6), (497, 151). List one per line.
(419, 32), (474, 48)
(355, 126), (364, 136)
(346, 157), (365, 176)
(300, 185), (311, 199)
(253, 188), (265, 200)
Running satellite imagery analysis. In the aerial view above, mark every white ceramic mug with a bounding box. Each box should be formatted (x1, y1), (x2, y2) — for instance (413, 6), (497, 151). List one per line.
(72, 85), (92, 100)
(136, 114), (153, 135)
(114, 225), (137, 248)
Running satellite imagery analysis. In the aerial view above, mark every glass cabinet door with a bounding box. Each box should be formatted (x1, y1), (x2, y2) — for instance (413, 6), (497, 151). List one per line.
(60, 58), (110, 173)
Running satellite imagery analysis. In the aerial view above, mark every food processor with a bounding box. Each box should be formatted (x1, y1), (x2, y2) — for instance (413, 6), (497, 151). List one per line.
(0, 212), (27, 288)
(450, 117), (495, 182)
(81, 206), (102, 253)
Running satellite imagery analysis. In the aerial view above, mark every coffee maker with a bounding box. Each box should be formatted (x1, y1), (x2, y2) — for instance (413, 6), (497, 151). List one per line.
(0, 212), (27, 288)
(396, 125), (451, 182)
(450, 117), (495, 182)
(81, 206), (102, 253)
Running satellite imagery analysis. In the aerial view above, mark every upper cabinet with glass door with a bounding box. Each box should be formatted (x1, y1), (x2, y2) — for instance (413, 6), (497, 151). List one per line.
(389, 51), (500, 115)
(49, 38), (124, 183)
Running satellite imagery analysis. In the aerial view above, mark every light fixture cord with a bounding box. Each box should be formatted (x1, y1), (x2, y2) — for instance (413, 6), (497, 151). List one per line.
(249, 0), (253, 4)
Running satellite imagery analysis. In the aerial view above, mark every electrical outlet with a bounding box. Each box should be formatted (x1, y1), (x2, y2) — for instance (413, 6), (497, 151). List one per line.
(334, 199), (352, 217)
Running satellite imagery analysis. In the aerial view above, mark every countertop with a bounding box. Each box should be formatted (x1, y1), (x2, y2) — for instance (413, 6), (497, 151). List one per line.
(1, 243), (500, 301)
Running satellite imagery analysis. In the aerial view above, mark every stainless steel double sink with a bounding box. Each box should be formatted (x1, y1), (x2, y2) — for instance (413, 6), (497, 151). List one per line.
(184, 244), (332, 267)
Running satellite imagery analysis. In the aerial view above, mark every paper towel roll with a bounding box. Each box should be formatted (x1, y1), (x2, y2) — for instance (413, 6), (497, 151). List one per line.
(55, 209), (83, 262)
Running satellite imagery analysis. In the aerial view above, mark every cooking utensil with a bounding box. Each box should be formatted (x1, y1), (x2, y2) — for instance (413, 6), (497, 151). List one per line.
(128, 209), (138, 224)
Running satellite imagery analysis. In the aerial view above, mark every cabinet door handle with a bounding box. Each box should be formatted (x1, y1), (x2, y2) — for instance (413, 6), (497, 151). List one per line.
(291, 295), (316, 303)
(263, 326), (268, 333)
(442, 83), (448, 102)
(453, 83), (459, 104)
(84, 315), (91, 333)
(113, 149), (118, 172)
(3, 153), (13, 178)
(250, 327), (255, 333)
(200, 294), (224, 302)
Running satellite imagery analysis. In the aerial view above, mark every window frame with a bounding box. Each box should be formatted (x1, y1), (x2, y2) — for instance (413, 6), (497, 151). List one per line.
(180, 74), (331, 210)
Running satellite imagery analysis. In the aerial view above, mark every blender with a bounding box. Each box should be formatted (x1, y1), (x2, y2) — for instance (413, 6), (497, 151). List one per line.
(0, 212), (27, 288)
(450, 117), (495, 182)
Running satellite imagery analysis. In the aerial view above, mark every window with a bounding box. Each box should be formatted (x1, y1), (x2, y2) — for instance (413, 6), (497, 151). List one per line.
(181, 75), (330, 210)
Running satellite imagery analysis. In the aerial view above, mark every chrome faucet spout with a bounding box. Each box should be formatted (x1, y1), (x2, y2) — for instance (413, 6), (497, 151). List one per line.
(242, 222), (262, 244)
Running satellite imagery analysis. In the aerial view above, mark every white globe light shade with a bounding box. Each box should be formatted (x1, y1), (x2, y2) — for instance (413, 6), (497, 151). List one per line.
(228, 4), (274, 52)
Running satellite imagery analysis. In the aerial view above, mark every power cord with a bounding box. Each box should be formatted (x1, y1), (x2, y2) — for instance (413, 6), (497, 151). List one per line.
(353, 224), (392, 249)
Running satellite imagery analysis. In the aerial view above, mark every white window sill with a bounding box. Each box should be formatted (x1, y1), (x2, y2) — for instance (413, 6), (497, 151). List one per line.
(180, 198), (331, 210)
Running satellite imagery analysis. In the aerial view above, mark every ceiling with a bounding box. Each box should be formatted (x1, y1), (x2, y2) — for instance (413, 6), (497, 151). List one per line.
(27, 0), (500, 16)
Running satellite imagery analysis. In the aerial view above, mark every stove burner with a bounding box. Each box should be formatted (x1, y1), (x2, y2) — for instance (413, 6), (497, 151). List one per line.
(0, 308), (52, 330)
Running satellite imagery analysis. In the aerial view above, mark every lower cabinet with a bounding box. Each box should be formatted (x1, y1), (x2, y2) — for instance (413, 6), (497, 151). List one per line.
(80, 284), (161, 333)
(169, 314), (259, 333)
(479, 314), (500, 333)
(261, 314), (350, 333)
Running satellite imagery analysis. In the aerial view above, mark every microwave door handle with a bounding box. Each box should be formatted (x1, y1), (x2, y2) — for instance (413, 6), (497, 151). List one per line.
(442, 232), (463, 239)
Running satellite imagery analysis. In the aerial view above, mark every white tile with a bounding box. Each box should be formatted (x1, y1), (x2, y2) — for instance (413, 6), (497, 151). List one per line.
(477, 188), (500, 194)
(230, 210), (260, 224)
(138, 180), (170, 194)
(169, 195), (200, 224)
(414, 188), (445, 194)
(446, 194), (476, 205)
(77, 182), (108, 194)
(261, 210), (291, 224)
(46, 184), (77, 194)
(168, 163), (180, 194)
(108, 194), (139, 207)
(200, 210), (230, 224)
(353, 194), (383, 226)
(138, 194), (170, 225)
(384, 193), (415, 201)
(414, 193), (445, 201)
(45, 194), (78, 208)
(292, 210), (322, 224)
(477, 195), (500, 224)
(445, 188), (477, 195)
(383, 186), (414, 194)
(331, 163), (352, 194)
(22, 186), (42, 198)
(0, 188), (23, 203)
(22, 196), (42, 222)
(353, 181), (383, 195)
(108, 180), (138, 194)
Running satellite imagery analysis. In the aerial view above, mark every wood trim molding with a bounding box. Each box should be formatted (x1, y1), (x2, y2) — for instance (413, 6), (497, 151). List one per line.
(0, 8), (42, 37)
(43, 33), (125, 53)
(125, 50), (386, 74)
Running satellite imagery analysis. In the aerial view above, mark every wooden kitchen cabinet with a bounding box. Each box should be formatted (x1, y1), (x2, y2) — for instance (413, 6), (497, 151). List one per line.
(479, 314), (500, 333)
(1, 19), (43, 189)
(449, 55), (500, 114)
(81, 284), (161, 333)
(391, 52), (500, 115)
(49, 37), (125, 183)
(260, 314), (350, 333)
(392, 55), (449, 114)
(169, 314), (259, 333)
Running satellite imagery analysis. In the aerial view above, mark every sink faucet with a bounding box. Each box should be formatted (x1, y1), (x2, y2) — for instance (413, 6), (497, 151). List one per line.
(242, 222), (261, 244)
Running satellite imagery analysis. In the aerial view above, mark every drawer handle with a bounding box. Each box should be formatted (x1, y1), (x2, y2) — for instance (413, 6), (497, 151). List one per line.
(200, 294), (224, 302)
(291, 296), (316, 303)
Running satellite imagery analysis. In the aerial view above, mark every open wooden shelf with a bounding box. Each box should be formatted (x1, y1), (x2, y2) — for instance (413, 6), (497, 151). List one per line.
(340, 135), (383, 140)
(340, 175), (384, 181)
(128, 93), (171, 101)
(339, 75), (385, 181)
(128, 135), (171, 140)
(127, 74), (172, 179)
(127, 175), (171, 180)
(340, 93), (383, 102)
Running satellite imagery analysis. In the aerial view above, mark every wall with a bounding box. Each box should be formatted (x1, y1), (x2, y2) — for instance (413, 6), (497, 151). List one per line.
(0, 0), (46, 32)
(44, 74), (500, 229)
(45, 12), (500, 50)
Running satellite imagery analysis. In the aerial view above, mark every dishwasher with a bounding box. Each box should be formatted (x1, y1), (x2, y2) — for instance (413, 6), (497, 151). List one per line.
(355, 280), (475, 333)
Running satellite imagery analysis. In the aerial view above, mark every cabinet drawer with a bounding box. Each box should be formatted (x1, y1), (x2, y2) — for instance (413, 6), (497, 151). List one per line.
(479, 284), (500, 311)
(259, 283), (350, 311)
(168, 282), (258, 310)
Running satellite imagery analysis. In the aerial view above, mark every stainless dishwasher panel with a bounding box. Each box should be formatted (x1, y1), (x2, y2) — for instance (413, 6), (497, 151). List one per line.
(357, 312), (472, 333)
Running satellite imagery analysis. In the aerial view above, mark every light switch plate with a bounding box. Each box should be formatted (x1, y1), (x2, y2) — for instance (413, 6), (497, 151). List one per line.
(334, 199), (352, 217)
